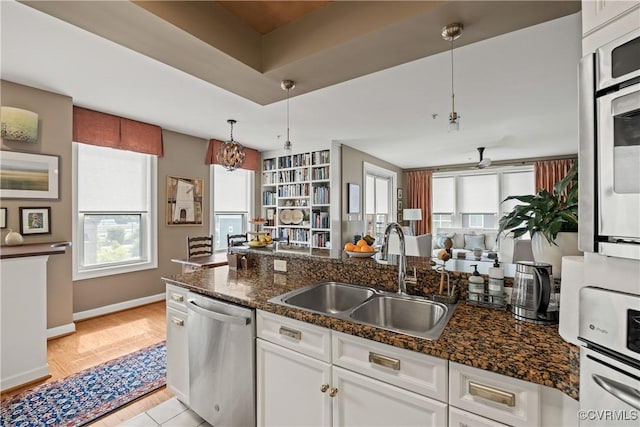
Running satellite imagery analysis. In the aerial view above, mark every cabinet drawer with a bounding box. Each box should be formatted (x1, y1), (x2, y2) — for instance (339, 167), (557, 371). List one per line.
(449, 362), (540, 427)
(257, 310), (331, 362)
(332, 331), (448, 402)
(449, 406), (509, 427)
(166, 283), (188, 312)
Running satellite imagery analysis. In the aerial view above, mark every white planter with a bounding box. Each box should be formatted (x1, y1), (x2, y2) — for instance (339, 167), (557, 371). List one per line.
(531, 232), (581, 279)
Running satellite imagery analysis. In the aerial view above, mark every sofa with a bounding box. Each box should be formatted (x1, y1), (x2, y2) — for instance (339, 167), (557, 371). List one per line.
(431, 228), (533, 264)
(386, 232), (432, 257)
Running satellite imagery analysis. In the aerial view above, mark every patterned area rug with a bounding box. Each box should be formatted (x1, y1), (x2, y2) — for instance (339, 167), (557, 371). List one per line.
(1, 341), (166, 427)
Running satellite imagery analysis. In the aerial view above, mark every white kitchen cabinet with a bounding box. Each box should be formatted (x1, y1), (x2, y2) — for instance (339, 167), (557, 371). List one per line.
(257, 338), (332, 427)
(582, 0), (640, 53)
(582, 0), (639, 36)
(449, 406), (509, 427)
(165, 284), (189, 404)
(256, 310), (449, 427)
(332, 365), (447, 427)
(449, 362), (540, 427)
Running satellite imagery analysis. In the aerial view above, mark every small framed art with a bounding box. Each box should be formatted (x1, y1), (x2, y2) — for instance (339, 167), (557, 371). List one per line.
(0, 207), (6, 229)
(19, 206), (51, 235)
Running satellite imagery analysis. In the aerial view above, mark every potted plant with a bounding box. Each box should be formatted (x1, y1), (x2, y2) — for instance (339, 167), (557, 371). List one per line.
(497, 162), (581, 275)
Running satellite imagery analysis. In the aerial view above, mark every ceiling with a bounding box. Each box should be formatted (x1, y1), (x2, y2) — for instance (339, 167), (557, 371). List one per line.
(1, 0), (582, 169)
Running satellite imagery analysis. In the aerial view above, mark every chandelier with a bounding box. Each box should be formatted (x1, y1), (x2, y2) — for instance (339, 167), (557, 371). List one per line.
(442, 23), (463, 132)
(217, 119), (246, 171)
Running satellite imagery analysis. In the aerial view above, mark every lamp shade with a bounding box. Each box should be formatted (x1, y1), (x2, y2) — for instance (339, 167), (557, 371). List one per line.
(403, 208), (422, 221)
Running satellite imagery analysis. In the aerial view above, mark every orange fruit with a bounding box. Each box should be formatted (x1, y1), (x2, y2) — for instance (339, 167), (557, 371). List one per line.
(361, 245), (375, 252)
(344, 242), (356, 251)
(356, 239), (368, 247)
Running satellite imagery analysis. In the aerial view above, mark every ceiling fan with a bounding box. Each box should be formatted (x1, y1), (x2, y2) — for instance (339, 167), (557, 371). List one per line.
(476, 147), (492, 169)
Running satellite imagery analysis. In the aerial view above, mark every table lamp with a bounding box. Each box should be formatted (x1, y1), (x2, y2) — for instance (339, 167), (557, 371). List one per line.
(403, 208), (422, 236)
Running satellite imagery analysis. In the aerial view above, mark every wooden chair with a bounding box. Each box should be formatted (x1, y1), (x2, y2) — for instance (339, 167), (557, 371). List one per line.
(227, 233), (248, 253)
(187, 235), (213, 258)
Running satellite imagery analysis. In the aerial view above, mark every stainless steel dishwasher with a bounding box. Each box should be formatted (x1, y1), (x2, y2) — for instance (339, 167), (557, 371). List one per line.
(187, 291), (255, 427)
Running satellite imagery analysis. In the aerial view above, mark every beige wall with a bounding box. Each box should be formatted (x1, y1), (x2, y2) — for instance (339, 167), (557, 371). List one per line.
(340, 144), (403, 246)
(1, 80), (214, 327)
(1, 80), (74, 329)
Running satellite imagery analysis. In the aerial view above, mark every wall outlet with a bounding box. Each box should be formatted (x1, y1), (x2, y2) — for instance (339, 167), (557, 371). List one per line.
(274, 259), (287, 272)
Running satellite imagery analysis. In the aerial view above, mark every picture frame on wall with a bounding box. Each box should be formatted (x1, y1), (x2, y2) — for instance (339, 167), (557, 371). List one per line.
(398, 200), (403, 211)
(347, 182), (360, 214)
(0, 151), (59, 199)
(0, 207), (6, 229)
(166, 175), (204, 225)
(19, 206), (51, 235)
(397, 188), (403, 199)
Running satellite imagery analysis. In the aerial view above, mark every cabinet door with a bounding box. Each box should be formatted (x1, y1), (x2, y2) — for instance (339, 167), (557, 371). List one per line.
(166, 306), (189, 404)
(257, 339), (332, 427)
(332, 366), (447, 427)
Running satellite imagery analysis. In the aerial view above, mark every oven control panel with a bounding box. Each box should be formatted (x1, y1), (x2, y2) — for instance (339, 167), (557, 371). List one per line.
(579, 286), (640, 360)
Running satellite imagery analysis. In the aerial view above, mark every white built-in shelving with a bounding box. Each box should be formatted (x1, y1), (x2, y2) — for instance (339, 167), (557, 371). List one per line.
(261, 149), (332, 250)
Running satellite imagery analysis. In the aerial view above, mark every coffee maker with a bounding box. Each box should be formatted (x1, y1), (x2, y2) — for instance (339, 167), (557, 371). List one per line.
(511, 261), (559, 325)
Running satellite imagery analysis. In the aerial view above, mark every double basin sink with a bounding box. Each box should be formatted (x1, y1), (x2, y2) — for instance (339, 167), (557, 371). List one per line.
(269, 281), (457, 340)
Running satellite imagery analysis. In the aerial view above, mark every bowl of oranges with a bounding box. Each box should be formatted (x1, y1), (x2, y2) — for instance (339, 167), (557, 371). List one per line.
(344, 239), (377, 258)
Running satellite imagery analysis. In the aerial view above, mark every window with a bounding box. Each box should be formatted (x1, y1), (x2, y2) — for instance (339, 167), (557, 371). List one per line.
(363, 162), (396, 242)
(73, 143), (157, 280)
(212, 165), (254, 251)
(432, 166), (534, 232)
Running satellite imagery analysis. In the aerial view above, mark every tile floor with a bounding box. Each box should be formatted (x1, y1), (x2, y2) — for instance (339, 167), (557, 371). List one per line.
(119, 397), (212, 427)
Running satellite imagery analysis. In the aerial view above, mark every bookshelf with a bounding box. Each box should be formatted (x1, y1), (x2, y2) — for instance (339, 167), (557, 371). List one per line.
(261, 149), (332, 250)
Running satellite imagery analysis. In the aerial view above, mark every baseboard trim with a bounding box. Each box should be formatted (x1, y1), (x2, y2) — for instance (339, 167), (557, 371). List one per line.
(73, 293), (165, 321)
(47, 323), (76, 339)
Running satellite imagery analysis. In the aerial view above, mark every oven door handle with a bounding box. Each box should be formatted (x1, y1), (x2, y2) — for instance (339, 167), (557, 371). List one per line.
(592, 374), (640, 410)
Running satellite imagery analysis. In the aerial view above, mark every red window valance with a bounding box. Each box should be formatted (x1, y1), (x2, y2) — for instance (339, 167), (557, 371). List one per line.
(206, 139), (260, 172)
(73, 106), (163, 156)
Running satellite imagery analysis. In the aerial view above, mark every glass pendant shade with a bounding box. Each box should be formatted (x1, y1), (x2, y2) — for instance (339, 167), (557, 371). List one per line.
(217, 119), (246, 171)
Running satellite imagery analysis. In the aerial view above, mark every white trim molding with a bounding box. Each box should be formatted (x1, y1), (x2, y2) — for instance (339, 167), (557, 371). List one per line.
(47, 323), (76, 340)
(73, 293), (165, 322)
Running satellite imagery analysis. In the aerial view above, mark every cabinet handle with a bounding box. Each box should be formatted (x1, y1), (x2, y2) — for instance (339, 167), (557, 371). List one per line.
(329, 387), (338, 397)
(279, 326), (302, 341)
(468, 381), (516, 407)
(320, 384), (330, 393)
(171, 316), (184, 327)
(171, 293), (184, 302)
(369, 352), (401, 370)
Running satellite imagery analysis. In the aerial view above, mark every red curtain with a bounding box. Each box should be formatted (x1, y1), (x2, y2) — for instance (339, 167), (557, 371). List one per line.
(534, 159), (575, 193)
(73, 107), (163, 156)
(405, 170), (433, 235)
(205, 139), (260, 172)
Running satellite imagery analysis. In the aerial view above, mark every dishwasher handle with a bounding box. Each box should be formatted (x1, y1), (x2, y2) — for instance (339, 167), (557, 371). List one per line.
(187, 299), (251, 326)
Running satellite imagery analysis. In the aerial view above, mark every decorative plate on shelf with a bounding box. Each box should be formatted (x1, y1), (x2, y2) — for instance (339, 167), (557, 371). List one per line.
(279, 209), (292, 224)
(291, 209), (304, 224)
(345, 250), (378, 258)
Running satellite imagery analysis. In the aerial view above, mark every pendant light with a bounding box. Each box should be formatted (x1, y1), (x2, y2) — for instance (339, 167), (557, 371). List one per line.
(442, 23), (463, 132)
(217, 119), (246, 171)
(281, 79), (295, 151)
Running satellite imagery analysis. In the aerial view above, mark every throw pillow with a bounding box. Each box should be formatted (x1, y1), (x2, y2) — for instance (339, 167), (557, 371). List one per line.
(464, 234), (486, 250)
(435, 233), (455, 249)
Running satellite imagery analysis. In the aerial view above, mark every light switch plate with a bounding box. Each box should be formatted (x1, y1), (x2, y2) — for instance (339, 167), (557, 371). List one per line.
(274, 259), (287, 272)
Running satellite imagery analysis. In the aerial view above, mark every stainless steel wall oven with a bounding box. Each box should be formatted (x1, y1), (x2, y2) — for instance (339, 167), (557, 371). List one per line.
(579, 29), (640, 260)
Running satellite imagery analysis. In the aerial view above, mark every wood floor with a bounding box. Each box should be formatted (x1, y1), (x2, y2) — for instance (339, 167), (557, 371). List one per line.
(1, 301), (174, 426)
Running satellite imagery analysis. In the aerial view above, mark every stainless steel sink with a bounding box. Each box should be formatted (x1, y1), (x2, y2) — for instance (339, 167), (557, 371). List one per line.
(348, 295), (453, 340)
(269, 281), (457, 340)
(272, 281), (376, 315)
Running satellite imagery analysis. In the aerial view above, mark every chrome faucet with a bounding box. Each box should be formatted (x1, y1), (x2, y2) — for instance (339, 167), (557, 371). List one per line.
(381, 222), (416, 295)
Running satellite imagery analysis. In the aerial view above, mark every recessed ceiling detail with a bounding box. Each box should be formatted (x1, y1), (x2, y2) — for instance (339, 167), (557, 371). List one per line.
(20, 1), (580, 105)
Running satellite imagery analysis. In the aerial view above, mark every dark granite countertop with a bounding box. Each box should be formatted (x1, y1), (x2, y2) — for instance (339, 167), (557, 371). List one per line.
(163, 265), (579, 400)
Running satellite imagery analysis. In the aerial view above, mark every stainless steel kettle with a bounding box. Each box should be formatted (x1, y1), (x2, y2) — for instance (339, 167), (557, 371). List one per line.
(511, 261), (559, 325)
